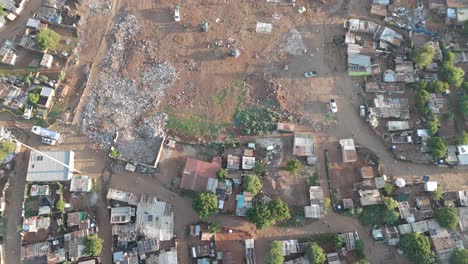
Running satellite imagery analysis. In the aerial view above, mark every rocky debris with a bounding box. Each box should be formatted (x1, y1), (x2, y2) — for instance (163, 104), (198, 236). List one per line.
(89, 0), (113, 16)
(279, 28), (307, 56)
(81, 12), (177, 164)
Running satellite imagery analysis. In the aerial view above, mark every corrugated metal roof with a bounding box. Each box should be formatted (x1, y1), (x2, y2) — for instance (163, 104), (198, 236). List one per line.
(180, 158), (220, 192)
(26, 151), (74, 182)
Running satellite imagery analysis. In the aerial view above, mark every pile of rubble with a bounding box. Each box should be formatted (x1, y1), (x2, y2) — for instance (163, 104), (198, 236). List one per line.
(81, 12), (178, 164)
(279, 28), (307, 56)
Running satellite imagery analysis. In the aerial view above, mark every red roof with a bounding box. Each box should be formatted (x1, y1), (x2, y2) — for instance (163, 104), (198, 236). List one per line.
(180, 158), (220, 192)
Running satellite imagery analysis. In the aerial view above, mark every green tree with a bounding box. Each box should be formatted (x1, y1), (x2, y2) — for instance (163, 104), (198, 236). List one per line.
(35, 29), (61, 50)
(411, 46), (435, 68)
(28, 89), (41, 105)
(0, 141), (16, 162)
(427, 137), (448, 159)
(83, 234), (103, 256)
(247, 203), (273, 229)
(268, 199), (291, 222)
(441, 62), (465, 88)
(216, 169), (228, 181)
(252, 161), (266, 175)
(323, 198), (331, 214)
(382, 197), (398, 210)
(192, 192), (218, 218)
(462, 82), (468, 92)
(427, 114), (440, 136)
(441, 112), (455, 121)
(0, 4), (7, 17)
(400, 233), (435, 264)
(244, 175), (262, 195)
(383, 210), (400, 224)
(450, 248), (468, 264)
(457, 132), (468, 145)
(427, 80), (449, 93)
(268, 241), (284, 264)
(306, 242), (326, 264)
(56, 194), (65, 213)
(443, 50), (455, 63)
(334, 235), (344, 251)
(432, 186), (443, 201)
(435, 207), (459, 230)
(459, 95), (468, 117)
(285, 159), (302, 175)
(383, 182), (394, 196)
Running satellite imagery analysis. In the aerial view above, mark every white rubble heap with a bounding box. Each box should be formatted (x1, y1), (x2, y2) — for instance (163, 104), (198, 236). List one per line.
(82, 12), (177, 163)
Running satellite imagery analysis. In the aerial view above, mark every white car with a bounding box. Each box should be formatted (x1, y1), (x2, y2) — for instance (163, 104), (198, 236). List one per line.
(41, 137), (57, 145)
(23, 106), (33, 120)
(359, 105), (366, 117)
(174, 6), (180, 22)
(330, 99), (338, 113)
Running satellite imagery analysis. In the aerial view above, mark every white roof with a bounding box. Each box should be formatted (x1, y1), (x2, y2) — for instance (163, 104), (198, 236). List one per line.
(424, 181), (438, 191)
(348, 54), (371, 67)
(339, 138), (355, 150)
(457, 145), (468, 155)
(457, 154), (468, 165)
(304, 205), (322, 218)
(395, 178), (406, 188)
(417, 129), (429, 137)
(40, 86), (54, 97)
(40, 54), (53, 67)
(26, 151), (74, 182)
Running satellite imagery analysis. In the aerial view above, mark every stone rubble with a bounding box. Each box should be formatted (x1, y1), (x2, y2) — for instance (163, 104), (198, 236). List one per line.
(81, 12), (178, 164)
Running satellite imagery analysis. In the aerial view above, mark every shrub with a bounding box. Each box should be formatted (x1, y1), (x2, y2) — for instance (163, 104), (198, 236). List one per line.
(285, 159), (302, 176)
(432, 186), (443, 201)
(457, 132), (468, 145)
(334, 235), (344, 251)
(0, 141), (16, 162)
(435, 207), (459, 230)
(192, 192), (218, 218)
(56, 194), (65, 213)
(216, 169), (227, 181)
(450, 248), (468, 264)
(252, 161), (266, 176)
(323, 198), (331, 214)
(268, 241), (284, 264)
(427, 114), (440, 136)
(383, 183), (394, 196)
(306, 242), (326, 264)
(244, 175), (262, 195)
(355, 240), (365, 258)
(28, 89), (41, 105)
(35, 29), (61, 50)
(109, 148), (120, 158)
(382, 197), (398, 210)
(208, 222), (221, 233)
(0, 4), (7, 17)
(234, 107), (281, 135)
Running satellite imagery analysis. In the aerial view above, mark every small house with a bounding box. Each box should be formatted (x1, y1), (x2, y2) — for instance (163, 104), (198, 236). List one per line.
(0, 40), (17, 66)
(457, 145), (468, 165)
(293, 132), (316, 164)
(339, 138), (357, 163)
(70, 175), (93, 192)
(226, 154), (240, 170)
(424, 181), (438, 192)
(360, 166), (374, 179)
(40, 54), (54, 68)
(180, 158), (220, 193)
(37, 86), (55, 109)
(26, 151), (74, 182)
(359, 189), (382, 206)
(277, 122), (295, 132)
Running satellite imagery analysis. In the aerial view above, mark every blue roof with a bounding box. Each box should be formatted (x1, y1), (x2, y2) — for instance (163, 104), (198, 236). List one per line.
(236, 194), (245, 209)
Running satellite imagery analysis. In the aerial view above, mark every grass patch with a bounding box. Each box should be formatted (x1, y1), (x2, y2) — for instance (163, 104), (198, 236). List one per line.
(278, 207), (305, 227)
(0, 216), (7, 236)
(358, 205), (388, 226)
(31, 117), (47, 127)
(166, 114), (225, 138)
(310, 173), (319, 186)
(0, 141), (16, 161)
(47, 105), (62, 123)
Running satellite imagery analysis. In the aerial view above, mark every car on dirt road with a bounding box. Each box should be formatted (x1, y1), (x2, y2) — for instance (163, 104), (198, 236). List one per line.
(304, 71), (317, 78)
(359, 105), (366, 117)
(330, 99), (338, 113)
(174, 6), (180, 22)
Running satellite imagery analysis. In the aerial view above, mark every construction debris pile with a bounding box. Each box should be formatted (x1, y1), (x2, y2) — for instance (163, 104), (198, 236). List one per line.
(82, 12), (177, 163)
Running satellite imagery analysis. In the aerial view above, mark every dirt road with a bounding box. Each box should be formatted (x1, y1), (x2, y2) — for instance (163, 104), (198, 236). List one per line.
(0, 0), (43, 42)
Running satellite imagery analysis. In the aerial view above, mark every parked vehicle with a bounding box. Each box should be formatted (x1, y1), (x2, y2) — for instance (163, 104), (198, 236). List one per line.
(23, 106), (33, 120)
(41, 137), (57, 145)
(330, 99), (338, 113)
(359, 105), (366, 117)
(31, 126), (61, 141)
(174, 6), (180, 22)
(304, 71), (317, 78)
(201, 21), (208, 32)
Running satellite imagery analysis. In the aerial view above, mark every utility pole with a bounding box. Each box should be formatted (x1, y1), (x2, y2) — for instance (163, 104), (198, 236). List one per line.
(10, 136), (81, 174)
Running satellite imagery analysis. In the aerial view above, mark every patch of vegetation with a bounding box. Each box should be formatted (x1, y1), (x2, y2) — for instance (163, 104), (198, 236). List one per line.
(400, 233), (435, 264)
(244, 174), (262, 195)
(36, 29), (61, 50)
(47, 105), (62, 123)
(355, 240), (365, 258)
(457, 131), (468, 145)
(435, 207), (459, 230)
(0, 4), (7, 17)
(0, 217), (7, 236)
(285, 159), (302, 176)
(247, 199), (290, 229)
(28, 88), (41, 105)
(0, 141), (16, 162)
(323, 198), (331, 215)
(440, 51), (465, 88)
(109, 148), (120, 158)
(383, 182), (394, 196)
(432, 186), (443, 201)
(306, 242), (326, 264)
(427, 80), (449, 93)
(208, 222), (221, 233)
(441, 111), (455, 121)
(166, 114), (224, 138)
(411, 46), (435, 68)
(252, 161), (266, 176)
(334, 235), (345, 251)
(268, 241), (284, 264)
(83, 234), (103, 256)
(56, 194), (65, 214)
(192, 192), (218, 218)
(216, 169), (227, 181)
(279, 206), (305, 227)
(310, 172), (319, 186)
(427, 137), (448, 160)
(358, 201), (399, 226)
(450, 248), (468, 264)
(38, 75), (48, 83)
(234, 107), (281, 135)
(459, 95), (468, 117)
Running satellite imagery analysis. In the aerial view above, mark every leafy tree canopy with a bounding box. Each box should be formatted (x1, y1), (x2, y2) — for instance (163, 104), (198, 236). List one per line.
(83, 234), (103, 256)
(382, 197), (398, 210)
(457, 132), (468, 145)
(36, 28), (61, 50)
(192, 192), (218, 218)
(244, 174), (262, 195)
(435, 207), (459, 230)
(411, 46), (435, 68)
(285, 159), (302, 175)
(400, 233), (435, 264)
(268, 241), (284, 264)
(427, 137), (448, 159)
(247, 199), (290, 229)
(441, 62), (465, 88)
(216, 169), (228, 181)
(0, 141), (16, 162)
(306, 242), (326, 264)
(450, 248), (468, 264)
